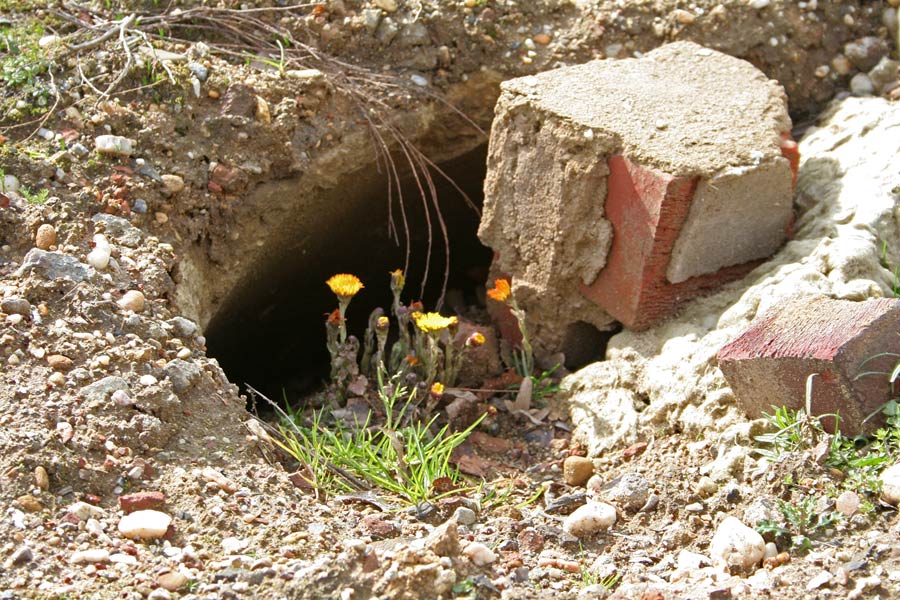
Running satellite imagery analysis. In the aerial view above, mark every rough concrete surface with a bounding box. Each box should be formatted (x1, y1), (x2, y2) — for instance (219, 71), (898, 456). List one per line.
(481, 41), (794, 350)
(566, 96), (900, 457)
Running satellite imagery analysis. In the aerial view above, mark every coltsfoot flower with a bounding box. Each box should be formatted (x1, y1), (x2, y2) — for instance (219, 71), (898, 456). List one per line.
(413, 312), (457, 333)
(326, 273), (364, 299)
(486, 278), (511, 302)
(466, 332), (486, 347)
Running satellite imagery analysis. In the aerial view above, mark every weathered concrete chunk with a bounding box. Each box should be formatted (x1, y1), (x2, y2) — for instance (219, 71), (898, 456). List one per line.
(718, 296), (900, 435)
(479, 41), (795, 354)
(16, 249), (93, 282)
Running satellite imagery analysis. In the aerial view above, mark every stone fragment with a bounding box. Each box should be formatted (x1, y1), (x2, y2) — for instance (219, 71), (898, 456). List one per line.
(118, 290), (146, 313)
(119, 491), (165, 513)
(161, 174), (184, 195)
(588, 472), (649, 512)
(71, 549), (110, 564)
(562, 502), (617, 537)
(118, 509), (172, 540)
(34, 466), (49, 491)
(563, 456), (594, 486)
(361, 514), (397, 538)
(47, 354), (74, 371)
(1, 297), (30, 316)
(844, 37), (890, 71)
(34, 224), (56, 250)
(16, 494), (42, 512)
(835, 491), (860, 517)
(157, 572), (188, 591)
(426, 518), (460, 557)
(850, 73), (875, 96)
(17, 249), (92, 282)
(463, 542), (497, 566)
(4, 546), (33, 567)
(719, 296), (900, 435)
(200, 467), (238, 493)
(67, 501), (106, 521)
(92, 214), (143, 247)
(479, 41), (793, 353)
(163, 359), (201, 392)
(709, 516), (765, 571)
(95, 135), (135, 157)
(221, 84), (258, 118)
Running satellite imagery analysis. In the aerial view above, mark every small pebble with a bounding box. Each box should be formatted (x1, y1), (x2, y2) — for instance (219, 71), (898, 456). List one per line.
(70, 549), (110, 564)
(157, 571), (188, 591)
(118, 290), (146, 312)
(453, 507), (477, 526)
(709, 516), (765, 571)
(563, 456), (594, 486)
(139, 374), (158, 386)
(850, 73), (875, 96)
(463, 542), (497, 566)
(34, 466), (49, 491)
(95, 135), (134, 157)
(533, 33), (552, 45)
(880, 463), (900, 505)
(836, 490), (860, 517)
(34, 224), (56, 250)
(47, 354), (74, 371)
(118, 510), (172, 540)
(161, 174), (185, 195)
(562, 502), (617, 537)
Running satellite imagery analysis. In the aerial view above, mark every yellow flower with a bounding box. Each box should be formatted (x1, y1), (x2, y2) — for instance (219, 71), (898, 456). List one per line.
(466, 332), (486, 347)
(486, 278), (511, 302)
(390, 269), (405, 289)
(430, 382), (445, 397)
(413, 311), (456, 333)
(326, 273), (364, 299)
(376, 316), (389, 330)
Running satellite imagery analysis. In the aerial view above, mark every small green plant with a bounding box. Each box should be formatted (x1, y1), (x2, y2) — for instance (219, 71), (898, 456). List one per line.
(276, 367), (485, 507)
(509, 363), (561, 406)
(21, 186), (49, 205)
(756, 495), (840, 554)
(880, 241), (900, 297)
(246, 38), (287, 77)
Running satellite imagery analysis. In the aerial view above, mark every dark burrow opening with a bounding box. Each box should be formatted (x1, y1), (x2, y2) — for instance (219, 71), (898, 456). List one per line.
(204, 145), (494, 407)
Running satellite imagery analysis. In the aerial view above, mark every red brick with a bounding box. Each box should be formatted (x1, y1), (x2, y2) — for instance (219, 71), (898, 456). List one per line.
(580, 156), (758, 330)
(718, 296), (900, 435)
(118, 491), (166, 514)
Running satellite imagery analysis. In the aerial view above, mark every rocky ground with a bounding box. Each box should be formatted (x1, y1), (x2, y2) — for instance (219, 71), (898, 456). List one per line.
(2, 1), (900, 599)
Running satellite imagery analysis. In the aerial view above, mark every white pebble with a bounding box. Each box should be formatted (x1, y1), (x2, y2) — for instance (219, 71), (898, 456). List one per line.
(95, 135), (135, 157)
(87, 247), (111, 270)
(563, 502), (617, 537)
(139, 375), (158, 386)
(118, 510), (172, 540)
(463, 542), (497, 566)
(70, 549), (110, 564)
(850, 73), (875, 96)
(709, 516), (765, 571)
(880, 463), (900, 505)
(67, 501), (106, 521)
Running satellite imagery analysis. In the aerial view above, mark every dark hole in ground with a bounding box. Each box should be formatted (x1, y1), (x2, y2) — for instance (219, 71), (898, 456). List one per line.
(560, 321), (621, 371)
(205, 145), (493, 407)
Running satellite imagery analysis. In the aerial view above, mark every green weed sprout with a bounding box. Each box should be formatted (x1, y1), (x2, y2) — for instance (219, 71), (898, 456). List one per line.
(487, 278), (533, 377)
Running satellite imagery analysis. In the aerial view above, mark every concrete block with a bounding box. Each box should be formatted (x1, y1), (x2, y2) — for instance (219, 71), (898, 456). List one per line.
(718, 296), (900, 435)
(479, 41), (795, 352)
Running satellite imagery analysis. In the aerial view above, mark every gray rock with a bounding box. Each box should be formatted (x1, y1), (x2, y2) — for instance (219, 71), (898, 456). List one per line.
(397, 22), (430, 47)
(362, 9), (382, 33)
(188, 62), (209, 81)
(376, 17), (398, 44)
(92, 214), (143, 248)
(597, 472), (649, 512)
(743, 497), (780, 527)
(868, 57), (900, 93)
(5, 545), (33, 567)
(81, 376), (131, 408)
(844, 37), (890, 72)
(164, 359), (202, 392)
(167, 316), (199, 338)
(1, 296), (31, 316)
(453, 507), (477, 526)
(17, 249), (92, 282)
(850, 73), (875, 96)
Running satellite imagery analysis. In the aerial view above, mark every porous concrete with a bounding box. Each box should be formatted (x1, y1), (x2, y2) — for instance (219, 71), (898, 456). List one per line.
(565, 96), (900, 457)
(479, 41), (794, 357)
